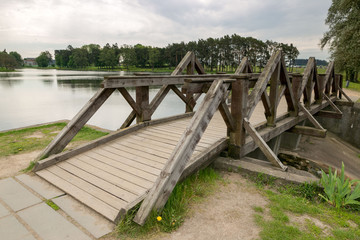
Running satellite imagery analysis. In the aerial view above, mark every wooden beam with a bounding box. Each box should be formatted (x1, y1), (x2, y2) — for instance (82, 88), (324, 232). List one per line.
(218, 100), (235, 131)
(118, 88), (141, 115)
(288, 125), (327, 138)
(299, 57), (315, 100)
(133, 79), (230, 225)
(36, 88), (115, 160)
(337, 86), (354, 103)
(323, 94), (342, 114)
(316, 110), (343, 119)
(136, 86), (150, 123)
(267, 61), (280, 126)
(247, 51), (282, 118)
(243, 118), (288, 171)
(298, 104), (325, 130)
(170, 85), (196, 110)
(279, 57), (297, 114)
(120, 112), (136, 129)
(261, 91), (271, 118)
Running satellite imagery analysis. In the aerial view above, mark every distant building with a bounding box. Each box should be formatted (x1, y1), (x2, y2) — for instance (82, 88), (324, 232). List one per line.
(24, 58), (37, 66)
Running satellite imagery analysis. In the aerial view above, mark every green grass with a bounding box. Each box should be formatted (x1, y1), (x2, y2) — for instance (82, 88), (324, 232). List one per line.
(0, 122), (108, 157)
(117, 167), (221, 239)
(250, 177), (360, 240)
(0, 67), (15, 72)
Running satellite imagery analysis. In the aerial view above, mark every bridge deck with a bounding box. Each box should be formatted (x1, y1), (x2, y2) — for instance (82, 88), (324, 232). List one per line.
(36, 111), (234, 222)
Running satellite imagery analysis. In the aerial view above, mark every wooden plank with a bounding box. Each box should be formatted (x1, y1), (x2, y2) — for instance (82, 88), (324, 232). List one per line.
(337, 86), (354, 103)
(64, 159), (147, 196)
(120, 137), (175, 155)
(134, 79), (230, 225)
(136, 86), (150, 123)
(152, 123), (226, 137)
(46, 165), (127, 209)
(101, 145), (164, 171)
(247, 51), (282, 118)
(261, 91), (271, 118)
(56, 161), (139, 202)
(288, 125), (327, 138)
(299, 57), (315, 100)
(118, 88), (141, 115)
(110, 142), (168, 164)
(74, 155), (154, 188)
(79, 151), (157, 182)
(170, 85), (195, 110)
(37, 88), (115, 160)
(279, 58), (297, 114)
(243, 118), (287, 171)
(37, 169), (120, 221)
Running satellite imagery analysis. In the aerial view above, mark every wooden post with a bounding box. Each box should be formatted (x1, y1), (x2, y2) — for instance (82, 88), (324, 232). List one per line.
(267, 62), (280, 126)
(316, 74), (325, 104)
(185, 52), (195, 113)
(229, 78), (248, 158)
(136, 86), (150, 123)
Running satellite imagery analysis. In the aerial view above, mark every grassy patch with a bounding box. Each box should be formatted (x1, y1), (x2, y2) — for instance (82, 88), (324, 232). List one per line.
(0, 123), (108, 158)
(343, 81), (360, 92)
(252, 178), (360, 240)
(117, 167), (221, 239)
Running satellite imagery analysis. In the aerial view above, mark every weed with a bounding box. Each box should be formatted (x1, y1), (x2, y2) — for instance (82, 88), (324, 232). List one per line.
(278, 182), (321, 201)
(319, 162), (360, 208)
(253, 206), (264, 213)
(251, 172), (277, 188)
(45, 200), (59, 211)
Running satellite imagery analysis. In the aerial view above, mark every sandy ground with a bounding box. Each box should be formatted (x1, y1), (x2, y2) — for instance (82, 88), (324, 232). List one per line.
(152, 173), (266, 240)
(0, 150), (41, 179)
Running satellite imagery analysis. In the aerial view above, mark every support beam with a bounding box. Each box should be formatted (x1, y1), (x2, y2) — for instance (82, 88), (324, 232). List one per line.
(243, 118), (288, 171)
(316, 110), (343, 119)
(118, 88), (141, 115)
(36, 88), (115, 160)
(218, 101), (235, 131)
(133, 79), (230, 225)
(288, 125), (327, 138)
(298, 104), (325, 130)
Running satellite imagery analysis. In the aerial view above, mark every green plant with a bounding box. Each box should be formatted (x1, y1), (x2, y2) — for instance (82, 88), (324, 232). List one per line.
(319, 162), (360, 208)
(45, 199), (60, 211)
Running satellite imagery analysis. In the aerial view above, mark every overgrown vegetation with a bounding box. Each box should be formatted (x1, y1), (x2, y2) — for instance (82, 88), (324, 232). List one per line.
(319, 162), (360, 208)
(0, 122), (108, 157)
(117, 167), (221, 239)
(249, 169), (360, 240)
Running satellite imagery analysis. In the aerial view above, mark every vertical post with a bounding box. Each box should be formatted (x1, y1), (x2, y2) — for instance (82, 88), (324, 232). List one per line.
(267, 63), (280, 126)
(316, 74), (325, 104)
(136, 86), (150, 123)
(338, 74), (343, 99)
(229, 77), (248, 158)
(185, 53), (195, 113)
(333, 74), (341, 97)
(291, 74), (302, 104)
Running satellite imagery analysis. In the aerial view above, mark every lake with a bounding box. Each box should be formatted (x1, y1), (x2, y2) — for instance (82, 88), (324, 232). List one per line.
(0, 68), (189, 131)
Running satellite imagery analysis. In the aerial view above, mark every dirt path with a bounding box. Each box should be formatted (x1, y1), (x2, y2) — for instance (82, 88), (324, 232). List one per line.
(0, 151), (41, 179)
(150, 173), (266, 240)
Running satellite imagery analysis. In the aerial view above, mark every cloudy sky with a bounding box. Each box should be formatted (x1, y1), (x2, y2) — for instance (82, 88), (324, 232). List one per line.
(1, 0), (332, 60)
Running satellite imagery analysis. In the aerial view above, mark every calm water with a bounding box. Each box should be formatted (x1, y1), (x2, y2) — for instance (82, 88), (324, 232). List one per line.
(0, 69), (188, 131)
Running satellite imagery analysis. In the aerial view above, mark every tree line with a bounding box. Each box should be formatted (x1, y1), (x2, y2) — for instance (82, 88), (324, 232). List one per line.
(0, 50), (23, 70)
(53, 34), (299, 72)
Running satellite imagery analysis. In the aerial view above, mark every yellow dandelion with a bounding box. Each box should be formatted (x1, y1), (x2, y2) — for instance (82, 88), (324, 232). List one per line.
(172, 222), (175, 226)
(157, 216), (162, 221)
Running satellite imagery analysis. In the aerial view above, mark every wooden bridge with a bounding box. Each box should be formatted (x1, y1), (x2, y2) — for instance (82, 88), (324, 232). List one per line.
(32, 51), (353, 225)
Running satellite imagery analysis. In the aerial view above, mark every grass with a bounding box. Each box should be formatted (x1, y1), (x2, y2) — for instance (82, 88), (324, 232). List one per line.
(0, 122), (108, 158)
(45, 199), (60, 211)
(116, 167), (221, 239)
(0, 67), (15, 72)
(249, 173), (360, 240)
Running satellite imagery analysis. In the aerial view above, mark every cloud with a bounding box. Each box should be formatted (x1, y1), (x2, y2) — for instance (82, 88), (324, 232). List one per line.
(0, 0), (331, 59)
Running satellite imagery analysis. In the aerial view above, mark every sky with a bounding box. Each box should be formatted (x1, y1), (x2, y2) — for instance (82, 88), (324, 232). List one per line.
(0, 0), (332, 60)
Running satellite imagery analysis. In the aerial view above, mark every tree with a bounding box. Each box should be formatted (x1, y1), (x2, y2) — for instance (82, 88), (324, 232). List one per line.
(320, 0), (360, 82)
(99, 44), (118, 68)
(36, 51), (52, 67)
(9, 51), (23, 67)
(0, 52), (18, 70)
(148, 47), (160, 71)
(68, 48), (89, 68)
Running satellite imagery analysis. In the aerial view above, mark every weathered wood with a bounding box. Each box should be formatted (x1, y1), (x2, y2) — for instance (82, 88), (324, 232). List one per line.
(279, 57), (297, 114)
(337, 85), (354, 103)
(120, 111), (136, 129)
(243, 118), (288, 171)
(288, 125), (327, 138)
(218, 101), (235, 131)
(323, 94), (342, 114)
(299, 104), (325, 130)
(170, 85), (195, 110)
(118, 88), (141, 115)
(261, 91), (271, 118)
(36, 88), (115, 160)
(291, 74), (302, 102)
(136, 86), (150, 123)
(267, 61), (280, 126)
(316, 110), (343, 119)
(247, 51), (282, 118)
(299, 57), (315, 100)
(133, 79), (230, 225)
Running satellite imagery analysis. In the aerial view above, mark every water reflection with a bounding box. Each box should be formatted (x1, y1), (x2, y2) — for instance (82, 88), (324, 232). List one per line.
(0, 68), (184, 131)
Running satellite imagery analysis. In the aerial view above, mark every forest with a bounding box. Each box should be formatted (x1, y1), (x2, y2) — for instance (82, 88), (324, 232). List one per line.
(53, 34), (299, 72)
